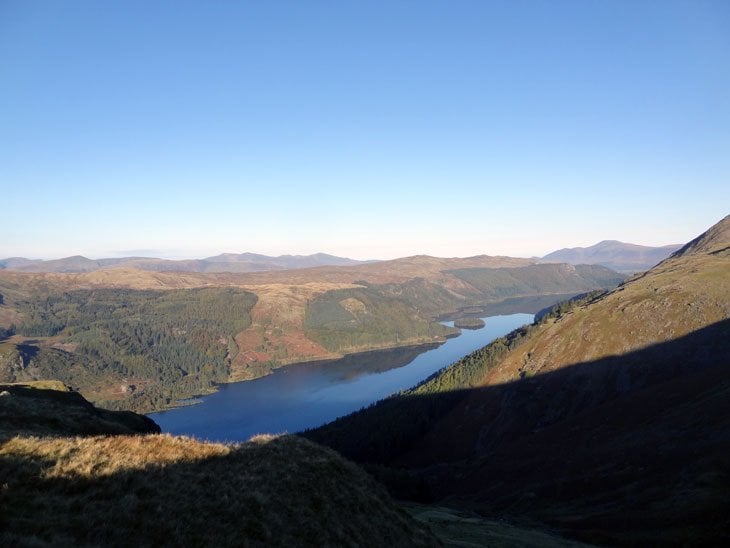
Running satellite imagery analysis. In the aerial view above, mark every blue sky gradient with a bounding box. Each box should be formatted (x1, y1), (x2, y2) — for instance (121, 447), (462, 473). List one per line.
(1, 1), (728, 259)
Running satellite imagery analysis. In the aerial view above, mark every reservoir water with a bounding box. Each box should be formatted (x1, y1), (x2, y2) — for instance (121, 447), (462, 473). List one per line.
(148, 313), (533, 442)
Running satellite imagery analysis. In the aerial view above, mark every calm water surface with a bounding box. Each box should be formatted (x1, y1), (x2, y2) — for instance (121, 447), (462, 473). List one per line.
(148, 313), (533, 442)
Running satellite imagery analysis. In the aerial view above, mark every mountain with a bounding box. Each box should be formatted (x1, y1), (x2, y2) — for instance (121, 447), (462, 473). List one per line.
(307, 214), (730, 545)
(542, 240), (682, 272)
(0, 252), (366, 274)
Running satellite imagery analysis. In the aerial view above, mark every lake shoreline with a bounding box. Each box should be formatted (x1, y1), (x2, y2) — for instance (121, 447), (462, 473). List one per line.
(148, 313), (534, 442)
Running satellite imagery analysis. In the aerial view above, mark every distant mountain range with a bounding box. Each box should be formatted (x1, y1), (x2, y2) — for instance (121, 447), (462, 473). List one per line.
(542, 240), (682, 272)
(3, 240), (682, 275)
(0, 252), (366, 274)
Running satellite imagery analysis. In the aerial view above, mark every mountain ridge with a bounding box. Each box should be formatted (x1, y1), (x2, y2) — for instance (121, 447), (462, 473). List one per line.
(542, 239), (682, 272)
(0, 252), (367, 274)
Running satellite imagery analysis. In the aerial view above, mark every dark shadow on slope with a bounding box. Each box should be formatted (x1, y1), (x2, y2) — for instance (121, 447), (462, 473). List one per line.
(0, 382), (160, 439)
(306, 319), (730, 546)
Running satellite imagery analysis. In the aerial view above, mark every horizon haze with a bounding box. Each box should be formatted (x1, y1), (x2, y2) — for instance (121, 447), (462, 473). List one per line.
(2, 2), (729, 260)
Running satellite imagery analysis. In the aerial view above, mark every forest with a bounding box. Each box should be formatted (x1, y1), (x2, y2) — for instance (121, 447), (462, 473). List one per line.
(7, 287), (257, 411)
(304, 286), (457, 352)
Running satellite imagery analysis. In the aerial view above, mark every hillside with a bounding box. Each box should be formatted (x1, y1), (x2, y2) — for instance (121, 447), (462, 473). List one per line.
(0, 381), (590, 547)
(542, 240), (681, 272)
(307, 215), (730, 545)
(0, 255), (623, 412)
(0, 382), (440, 547)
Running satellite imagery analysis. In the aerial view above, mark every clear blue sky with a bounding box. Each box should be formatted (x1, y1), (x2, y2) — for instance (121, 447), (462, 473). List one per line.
(1, 1), (728, 260)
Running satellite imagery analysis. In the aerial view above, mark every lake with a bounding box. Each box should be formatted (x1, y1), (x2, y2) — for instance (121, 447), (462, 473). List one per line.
(148, 313), (533, 442)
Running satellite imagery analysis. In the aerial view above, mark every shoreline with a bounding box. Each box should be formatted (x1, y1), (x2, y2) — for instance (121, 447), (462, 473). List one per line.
(152, 336), (455, 414)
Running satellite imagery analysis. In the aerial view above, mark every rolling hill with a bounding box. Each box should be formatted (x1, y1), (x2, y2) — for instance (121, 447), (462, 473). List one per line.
(542, 240), (682, 272)
(307, 214), (730, 545)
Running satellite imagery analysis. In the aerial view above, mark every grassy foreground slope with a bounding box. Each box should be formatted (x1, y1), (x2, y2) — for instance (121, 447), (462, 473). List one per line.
(308, 215), (730, 545)
(0, 382), (586, 547)
(0, 382), (440, 547)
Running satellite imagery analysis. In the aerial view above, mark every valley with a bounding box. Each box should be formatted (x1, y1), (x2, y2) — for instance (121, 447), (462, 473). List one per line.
(4, 3), (727, 544)
(2, 216), (728, 546)
(0, 255), (623, 412)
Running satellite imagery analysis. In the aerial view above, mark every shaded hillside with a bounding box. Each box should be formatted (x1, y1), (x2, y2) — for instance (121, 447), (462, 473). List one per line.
(0, 383), (439, 547)
(307, 215), (730, 545)
(0, 380), (159, 438)
(543, 240), (681, 272)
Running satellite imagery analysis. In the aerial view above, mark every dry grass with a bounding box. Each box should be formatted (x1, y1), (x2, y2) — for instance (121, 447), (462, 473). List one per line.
(0, 432), (440, 547)
(0, 382), (439, 546)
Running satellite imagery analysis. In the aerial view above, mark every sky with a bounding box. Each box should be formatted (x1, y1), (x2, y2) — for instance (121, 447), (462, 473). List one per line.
(1, 1), (729, 261)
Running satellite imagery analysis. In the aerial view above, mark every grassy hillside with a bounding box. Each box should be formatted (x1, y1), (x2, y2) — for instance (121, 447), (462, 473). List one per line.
(447, 263), (623, 301)
(307, 215), (730, 545)
(0, 383), (439, 547)
(1, 434), (444, 547)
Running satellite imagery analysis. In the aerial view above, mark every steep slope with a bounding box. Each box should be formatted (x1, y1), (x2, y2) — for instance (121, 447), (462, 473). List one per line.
(0, 382), (440, 547)
(543, 240), (681, 272)
(308, 215), (730, 545)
